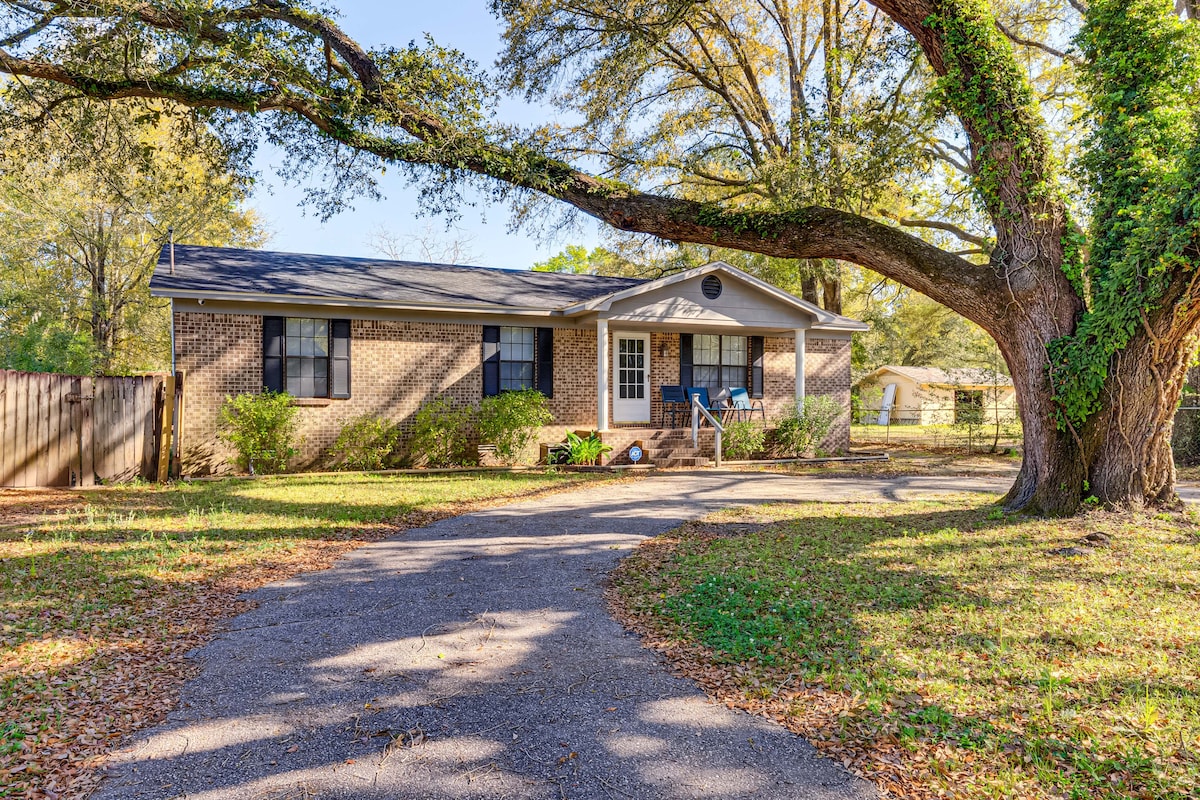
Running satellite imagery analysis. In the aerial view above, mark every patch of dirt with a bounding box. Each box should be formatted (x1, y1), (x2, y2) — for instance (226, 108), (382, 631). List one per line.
(0, 489), (88, 531)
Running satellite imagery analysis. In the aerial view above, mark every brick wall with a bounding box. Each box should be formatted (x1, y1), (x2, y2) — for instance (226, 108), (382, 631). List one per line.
(174, 311), (853, 473)
(804, 336), (853, 452)
(174, 312), (263, 474)
(176, 314), (483, 474)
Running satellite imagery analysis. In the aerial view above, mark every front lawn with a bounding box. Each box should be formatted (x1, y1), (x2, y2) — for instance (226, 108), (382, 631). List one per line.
(610, 499), (1200, 800)
(0, 470), (612, 798)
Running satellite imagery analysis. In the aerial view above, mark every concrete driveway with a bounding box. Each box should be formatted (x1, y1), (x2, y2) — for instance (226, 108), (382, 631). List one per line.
(94, 472), (1010, 800)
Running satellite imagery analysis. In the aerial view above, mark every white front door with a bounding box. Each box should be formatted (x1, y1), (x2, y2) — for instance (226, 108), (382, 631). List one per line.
(612, 333), (651, 423)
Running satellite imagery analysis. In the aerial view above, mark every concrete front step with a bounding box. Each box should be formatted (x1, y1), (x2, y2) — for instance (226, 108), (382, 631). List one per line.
(654, 457), (714, 468)
(645, 447), (708, 459)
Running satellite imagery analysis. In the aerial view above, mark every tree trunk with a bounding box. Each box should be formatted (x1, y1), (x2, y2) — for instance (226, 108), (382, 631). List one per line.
(801, 276), (820, 306)
(1001, 323), (1194, 514)
(821, 277), (842, 314)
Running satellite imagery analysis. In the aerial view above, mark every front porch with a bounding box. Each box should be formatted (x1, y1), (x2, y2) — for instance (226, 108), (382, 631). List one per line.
(592, 323), (810, 433)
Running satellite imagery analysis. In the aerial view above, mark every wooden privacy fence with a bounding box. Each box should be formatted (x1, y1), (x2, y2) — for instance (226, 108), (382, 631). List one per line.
(0, 369), (181, 488)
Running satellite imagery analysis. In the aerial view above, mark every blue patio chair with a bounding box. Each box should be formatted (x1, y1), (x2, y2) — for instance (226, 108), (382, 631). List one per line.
(728, 387), (766, 422)
(685, 387), (727, 425)
(660, 385), (689, 427)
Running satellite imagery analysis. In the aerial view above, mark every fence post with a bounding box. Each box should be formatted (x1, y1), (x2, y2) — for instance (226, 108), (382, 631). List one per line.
(172, 371), (184, 478)
(157, 374), (176, 482)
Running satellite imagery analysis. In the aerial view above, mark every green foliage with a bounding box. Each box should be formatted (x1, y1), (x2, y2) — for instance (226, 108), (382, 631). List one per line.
(218, 392), (298, 474)
(926, 0), (1056, 216)
(0, 318), (96, 375)
(847, 284), (1000, 377)
(408, 397), (477, 467)
(773, 395), (843, 457)
(531, 244), (638, 276)
(0, 93), (265, 375)
(1047, 0), (1200, 430)
(329, 415), (402, 471)
(564, 430), (612, 465)
(722, 420), (767, 460)
(477, 388), (552, 465)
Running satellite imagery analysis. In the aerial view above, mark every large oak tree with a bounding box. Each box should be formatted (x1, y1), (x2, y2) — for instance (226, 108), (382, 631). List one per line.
(1, 0), (1197, 514)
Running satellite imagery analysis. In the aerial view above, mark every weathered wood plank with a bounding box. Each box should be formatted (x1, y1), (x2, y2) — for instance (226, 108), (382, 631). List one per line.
(99, 377), (115, 482)
(158, 375), (176, 482)
(14, 373), (30, 487)
(79, 376), (95, 487)
(142, 378), (158, 480)
(0, 374), (11, 487)
(48, 375), (67, 486)
(34, 373), (49, 486)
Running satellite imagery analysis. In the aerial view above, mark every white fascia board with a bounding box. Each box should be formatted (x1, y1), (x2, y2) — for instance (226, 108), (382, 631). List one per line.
(149, 287), (561, 317)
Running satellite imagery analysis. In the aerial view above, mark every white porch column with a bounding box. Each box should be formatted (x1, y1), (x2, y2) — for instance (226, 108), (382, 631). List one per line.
(597, 318), (610, 431)
(794, 328), (807, 402)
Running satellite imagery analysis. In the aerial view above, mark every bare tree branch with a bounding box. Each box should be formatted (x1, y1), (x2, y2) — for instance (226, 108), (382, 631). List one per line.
(994, 19), (1081, 64)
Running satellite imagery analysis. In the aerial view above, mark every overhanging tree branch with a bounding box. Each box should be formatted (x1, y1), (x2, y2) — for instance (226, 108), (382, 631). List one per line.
(0, 5), (1000, 327)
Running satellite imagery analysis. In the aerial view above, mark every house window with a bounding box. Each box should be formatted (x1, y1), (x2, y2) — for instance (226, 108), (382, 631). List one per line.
(692, 334), (748, 393)
(285, 318), (329, 397)
(499, 326), (535, 391)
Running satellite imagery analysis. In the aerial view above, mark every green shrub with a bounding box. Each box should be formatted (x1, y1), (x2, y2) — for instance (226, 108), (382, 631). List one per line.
(723, 420), (767, 460)
(478, 389), (553, 465)
(565, 430), (612, 465)
(218, 391), (298, 474)
(772, 395), (842, 457)
(330, 415), (401, 471)
(408, 397), (476, 467)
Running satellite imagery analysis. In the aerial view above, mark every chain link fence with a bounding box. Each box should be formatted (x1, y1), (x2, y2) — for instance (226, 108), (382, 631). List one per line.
(852, 403), (1022, 453)
(1173, 394), (1200, 465)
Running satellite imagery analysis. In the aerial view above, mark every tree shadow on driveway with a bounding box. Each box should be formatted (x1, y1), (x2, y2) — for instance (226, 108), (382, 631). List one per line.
(93, 472), (1006, 800)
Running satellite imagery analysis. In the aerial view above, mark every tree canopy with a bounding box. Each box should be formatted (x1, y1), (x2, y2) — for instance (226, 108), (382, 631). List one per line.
(0, 93), (265, 373)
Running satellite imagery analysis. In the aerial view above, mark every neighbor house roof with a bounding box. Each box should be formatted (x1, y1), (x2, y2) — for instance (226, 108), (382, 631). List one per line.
(150, 245), (868, 331)
(859, 365), (1013, 387)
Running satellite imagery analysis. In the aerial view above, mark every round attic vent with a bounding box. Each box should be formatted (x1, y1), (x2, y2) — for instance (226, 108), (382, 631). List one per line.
(701, 274), (723, 299)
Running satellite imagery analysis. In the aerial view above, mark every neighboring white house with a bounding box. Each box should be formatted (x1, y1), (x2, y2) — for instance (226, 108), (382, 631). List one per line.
(855, 365), (1017, 426)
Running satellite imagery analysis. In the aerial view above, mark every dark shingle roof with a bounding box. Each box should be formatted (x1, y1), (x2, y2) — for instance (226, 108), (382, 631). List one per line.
(150, 245), (646, 308)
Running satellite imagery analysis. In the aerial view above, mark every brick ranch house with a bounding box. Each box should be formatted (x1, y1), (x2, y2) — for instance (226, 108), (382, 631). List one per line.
(151, 245), (868, 474)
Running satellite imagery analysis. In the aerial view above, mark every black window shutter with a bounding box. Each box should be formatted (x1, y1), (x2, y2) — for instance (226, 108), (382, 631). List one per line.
(482, 326), (501, 397)
(331, 319), (351, 398)
(536, 327), (554, 398)
(680, 334), (694, 388)
(750, 336), (765, 398)
(262, 316), (284, 392)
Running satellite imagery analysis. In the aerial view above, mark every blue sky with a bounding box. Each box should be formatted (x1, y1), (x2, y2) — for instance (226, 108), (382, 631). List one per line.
(246, 1), (601, 268)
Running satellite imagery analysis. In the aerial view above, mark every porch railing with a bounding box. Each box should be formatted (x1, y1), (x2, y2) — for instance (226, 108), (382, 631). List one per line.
(691, 395), (724, 468)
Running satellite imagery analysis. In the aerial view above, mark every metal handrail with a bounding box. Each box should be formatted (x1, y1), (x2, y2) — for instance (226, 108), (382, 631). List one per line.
(691, 395), (724, 467)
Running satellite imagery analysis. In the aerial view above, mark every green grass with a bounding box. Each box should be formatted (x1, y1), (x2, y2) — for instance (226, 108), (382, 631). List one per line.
(611, 499), (1200, 799)
(0, 470), (610, 797)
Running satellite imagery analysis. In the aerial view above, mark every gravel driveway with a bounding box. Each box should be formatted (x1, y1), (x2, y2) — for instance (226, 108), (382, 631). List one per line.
(94, 471), (1008, 800)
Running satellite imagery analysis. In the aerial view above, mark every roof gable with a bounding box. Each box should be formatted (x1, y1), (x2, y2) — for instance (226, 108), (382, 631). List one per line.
(563, 261), (868, 331)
